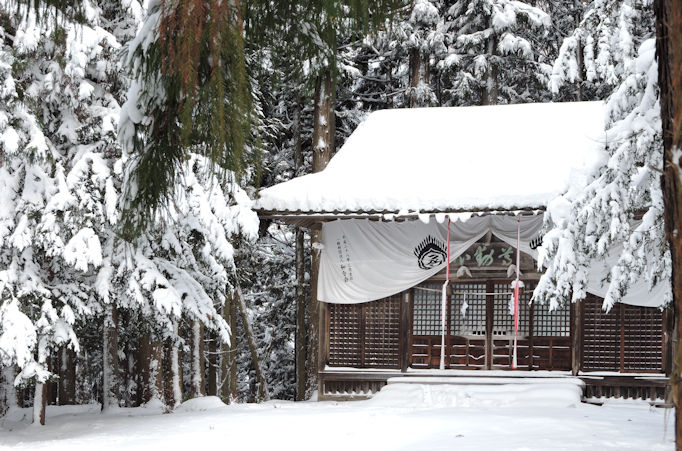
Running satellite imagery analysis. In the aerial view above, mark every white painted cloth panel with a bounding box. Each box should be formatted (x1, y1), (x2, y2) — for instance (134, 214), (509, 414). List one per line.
(318, 216), (669, 307)
(318, 216), (543, 303)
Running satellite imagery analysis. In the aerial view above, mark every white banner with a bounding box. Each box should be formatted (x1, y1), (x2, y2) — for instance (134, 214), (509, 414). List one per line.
(318, 215), (543, 303)
(318, 215), (669, 308)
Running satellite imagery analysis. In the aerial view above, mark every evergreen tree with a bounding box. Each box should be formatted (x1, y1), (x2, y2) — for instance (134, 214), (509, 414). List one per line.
(443, 0), (552, 105)
(535, 34), (668, 309)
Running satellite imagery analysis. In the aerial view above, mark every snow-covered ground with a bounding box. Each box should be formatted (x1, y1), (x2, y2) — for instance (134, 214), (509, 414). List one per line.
(0, 384), (673, 450)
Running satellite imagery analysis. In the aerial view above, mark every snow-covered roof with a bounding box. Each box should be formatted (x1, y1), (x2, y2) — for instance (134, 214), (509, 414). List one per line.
(256, 101), (605, 215)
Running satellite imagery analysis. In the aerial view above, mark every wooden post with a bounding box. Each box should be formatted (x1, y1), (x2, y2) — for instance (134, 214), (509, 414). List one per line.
(401, 291), (411, 372)
(318, 297), (329, 376)
(528, 300), (534, 370)
(571, 301), (582, 376)
(485, 281), (494, 369)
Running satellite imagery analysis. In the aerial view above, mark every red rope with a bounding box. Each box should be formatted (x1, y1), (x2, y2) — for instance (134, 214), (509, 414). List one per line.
(446, 216), (451, 280)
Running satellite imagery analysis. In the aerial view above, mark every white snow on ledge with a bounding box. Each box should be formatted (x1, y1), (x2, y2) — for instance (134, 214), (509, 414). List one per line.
(255, 101), (606, 214)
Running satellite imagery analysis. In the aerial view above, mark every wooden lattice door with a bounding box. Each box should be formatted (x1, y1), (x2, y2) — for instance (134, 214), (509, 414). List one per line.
(410, 282), (488, 369)
(410, 280), (570, 370)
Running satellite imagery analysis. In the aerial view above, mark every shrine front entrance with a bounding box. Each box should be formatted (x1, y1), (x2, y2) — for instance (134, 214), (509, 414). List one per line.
(410, 280), (572, 371)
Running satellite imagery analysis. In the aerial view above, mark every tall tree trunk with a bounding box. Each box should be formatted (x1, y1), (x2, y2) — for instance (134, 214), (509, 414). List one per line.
(656, 0), (682, 447)
(220, 291), (237, 402)
(148, 341), (164, 404)
(234, 286), (269, 401)
(573, 0), (584, 101)
(228, 292), (238, 400)
(293, 93), (307, 401)
(58, 347), (76, 405)
(162, 320), (182, 410)
(102, 304), (119, 411)
(45, 355), (56, 405)
(207, 330), (217, 396)
(312, 69), (334, 173)
(308, 68), (334, 397)
(1, 366), (18, 415)
(33, 382), (47, 425)
(482, 25), (498, 105)
(408, 48), (430, 107)
(138, 332), (153, 405)
(190, 320), (205, 397)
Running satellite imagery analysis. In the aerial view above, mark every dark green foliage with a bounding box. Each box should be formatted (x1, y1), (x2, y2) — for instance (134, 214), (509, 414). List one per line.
(121, 0), (253, 238)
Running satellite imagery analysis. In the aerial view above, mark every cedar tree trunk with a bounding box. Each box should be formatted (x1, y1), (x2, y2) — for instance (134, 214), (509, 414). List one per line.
(656, 0), (682, 447)
(308, 68), (334, 397)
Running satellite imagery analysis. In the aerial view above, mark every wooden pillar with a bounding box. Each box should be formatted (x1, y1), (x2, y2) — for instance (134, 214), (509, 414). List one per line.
(571, 300), (582, 376)
(528, 300), (535, 370)
(318, 292), (329, 377)
(485, 281), (493, 369)
(400, 290), (411, 372)
(309, 224), (322, 396)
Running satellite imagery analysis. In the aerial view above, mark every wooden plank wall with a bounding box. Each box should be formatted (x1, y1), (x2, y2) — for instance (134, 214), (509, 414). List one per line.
(327, 287), (665, 373)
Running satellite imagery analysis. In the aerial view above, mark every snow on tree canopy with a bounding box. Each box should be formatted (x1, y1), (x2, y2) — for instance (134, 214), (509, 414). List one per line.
(255, 102), (606, 214)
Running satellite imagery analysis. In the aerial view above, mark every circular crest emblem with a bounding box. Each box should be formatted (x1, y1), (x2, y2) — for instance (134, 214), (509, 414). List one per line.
(414, 236), (447, 270)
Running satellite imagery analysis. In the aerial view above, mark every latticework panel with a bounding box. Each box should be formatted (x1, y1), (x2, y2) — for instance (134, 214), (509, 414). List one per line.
(328, 296), (402, 368)
(533, 290), (570, 337)
(582, 296), (623, 371)
(450, 283), (487, 336)
(364, 295), (401, 367)
(413, 284), (442, 335)
(328, 304), (362, 367)
(492, 282), (530, 337)
(623, 305), (663, 372)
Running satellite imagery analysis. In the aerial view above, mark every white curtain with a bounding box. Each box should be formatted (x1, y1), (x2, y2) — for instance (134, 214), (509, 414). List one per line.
(318, 215), (668, 308)
(318, 215), (543, 303)
(586, 246), (669, 308)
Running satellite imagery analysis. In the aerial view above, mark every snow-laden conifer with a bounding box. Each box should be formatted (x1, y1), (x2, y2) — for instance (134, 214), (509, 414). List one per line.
(535, 37), (670, 310)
